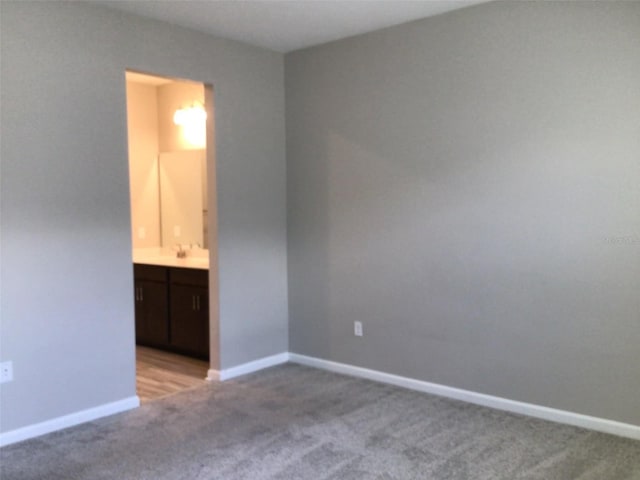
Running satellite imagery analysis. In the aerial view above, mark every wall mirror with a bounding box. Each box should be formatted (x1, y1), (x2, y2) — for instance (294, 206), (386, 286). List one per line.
(159, 150), (208, 249)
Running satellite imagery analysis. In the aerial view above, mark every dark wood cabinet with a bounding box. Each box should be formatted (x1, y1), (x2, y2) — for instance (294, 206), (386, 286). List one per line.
(133, 264), (209, 360)
(169, 285), (209, 358)
(134, 265), (169, 348)
(169, 268), (209, 359)
(134, 280), (170, 346)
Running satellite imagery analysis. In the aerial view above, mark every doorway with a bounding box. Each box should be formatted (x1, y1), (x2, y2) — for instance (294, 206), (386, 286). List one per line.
(136, 346), (208, 402)
(124, 70), (217, 402)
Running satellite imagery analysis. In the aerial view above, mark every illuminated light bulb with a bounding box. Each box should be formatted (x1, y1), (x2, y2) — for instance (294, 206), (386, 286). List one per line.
(173, 105), (206, 126)
(173, 109), (185, 125)
(172, 104), (207, 147)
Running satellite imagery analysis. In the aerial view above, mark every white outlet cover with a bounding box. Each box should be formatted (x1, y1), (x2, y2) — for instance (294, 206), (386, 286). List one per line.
(0, 361), (13, 383)
(354, 321), (363, 337)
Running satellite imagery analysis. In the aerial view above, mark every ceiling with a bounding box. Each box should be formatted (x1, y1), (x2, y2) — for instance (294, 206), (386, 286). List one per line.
(95, 1), (489, 53)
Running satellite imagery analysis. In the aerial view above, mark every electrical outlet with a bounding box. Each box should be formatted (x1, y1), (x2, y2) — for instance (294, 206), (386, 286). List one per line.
(174, 225), (181, 237)
(354, 321), (363, 337)
(0, 361), (13, 384)
(137, 227), (146, 239)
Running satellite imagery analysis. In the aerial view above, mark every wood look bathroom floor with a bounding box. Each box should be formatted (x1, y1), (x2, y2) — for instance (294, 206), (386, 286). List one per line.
(136, 346), (209, 403)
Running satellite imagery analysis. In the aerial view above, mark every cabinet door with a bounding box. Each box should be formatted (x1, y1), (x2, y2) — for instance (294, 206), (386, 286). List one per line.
(169, 285), (209, 359)
(134, 280), (169, 347)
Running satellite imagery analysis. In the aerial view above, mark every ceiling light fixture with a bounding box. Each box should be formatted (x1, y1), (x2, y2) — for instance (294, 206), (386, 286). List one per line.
(173, 104), (207, 126)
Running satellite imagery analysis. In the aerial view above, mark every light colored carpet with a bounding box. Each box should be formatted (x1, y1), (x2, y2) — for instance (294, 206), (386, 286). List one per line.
(1, 363), (639, 480)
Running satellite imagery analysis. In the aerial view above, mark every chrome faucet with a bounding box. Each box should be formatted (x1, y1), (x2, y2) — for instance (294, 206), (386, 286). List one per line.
(175, 244), (187, 259)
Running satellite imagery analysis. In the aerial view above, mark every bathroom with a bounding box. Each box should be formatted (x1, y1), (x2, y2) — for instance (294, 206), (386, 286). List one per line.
(125, 71), (214, 402)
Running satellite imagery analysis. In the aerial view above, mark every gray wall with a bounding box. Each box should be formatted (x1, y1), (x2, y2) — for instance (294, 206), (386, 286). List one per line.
(0, 1), (287, 434)
(286, 1), (640, 425)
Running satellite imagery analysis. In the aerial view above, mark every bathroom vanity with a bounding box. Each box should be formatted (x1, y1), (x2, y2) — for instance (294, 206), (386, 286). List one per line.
(134, 261), (209, 360)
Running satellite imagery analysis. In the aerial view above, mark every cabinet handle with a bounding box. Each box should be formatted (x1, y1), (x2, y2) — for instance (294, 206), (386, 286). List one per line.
(135, 287), (140, 302)
(139, 288), (143, 302)
(196, 295), (200, 311)
(192, 295), (196, 310)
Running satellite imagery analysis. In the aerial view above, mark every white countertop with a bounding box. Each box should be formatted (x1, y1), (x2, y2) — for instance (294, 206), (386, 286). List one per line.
(133, 248), (209, 270)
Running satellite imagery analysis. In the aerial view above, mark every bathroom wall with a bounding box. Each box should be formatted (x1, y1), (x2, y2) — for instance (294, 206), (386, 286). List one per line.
(126, 81), (161, 249)
(126, 78), (207, 250)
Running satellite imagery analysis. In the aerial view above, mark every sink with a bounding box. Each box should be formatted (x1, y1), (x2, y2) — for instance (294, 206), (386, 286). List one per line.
(132, 251), (209, 270)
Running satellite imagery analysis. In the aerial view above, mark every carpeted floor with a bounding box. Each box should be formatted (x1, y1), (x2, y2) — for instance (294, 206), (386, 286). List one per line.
(1, 363), (639, 480)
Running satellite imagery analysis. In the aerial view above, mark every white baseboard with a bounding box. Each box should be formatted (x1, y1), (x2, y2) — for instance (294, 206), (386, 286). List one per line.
(289, 353), (640, 441)
(0, 396), (140, 447)
(207, 352), (290, 382)
(5, 354), (638, 447)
